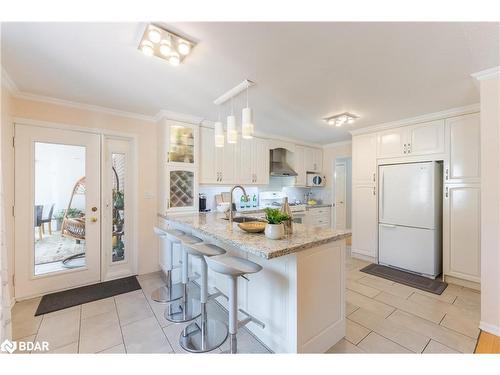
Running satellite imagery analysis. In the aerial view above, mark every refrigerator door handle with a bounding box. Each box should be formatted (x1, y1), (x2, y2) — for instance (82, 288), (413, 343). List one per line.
(380, 169), (385, 220)
(380, 223), (397, 228)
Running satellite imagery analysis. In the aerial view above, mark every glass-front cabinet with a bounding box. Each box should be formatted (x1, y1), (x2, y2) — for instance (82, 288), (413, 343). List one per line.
(158, 118), (199, 214)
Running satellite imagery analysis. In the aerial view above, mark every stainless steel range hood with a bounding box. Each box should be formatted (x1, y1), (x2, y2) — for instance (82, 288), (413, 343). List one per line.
(270, 148), (298, 177)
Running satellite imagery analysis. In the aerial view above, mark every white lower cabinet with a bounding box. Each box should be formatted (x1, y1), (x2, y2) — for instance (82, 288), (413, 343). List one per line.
(306, 206), (331, 228)
(443, 183), (481, 283)
(352, 184), (377, 259)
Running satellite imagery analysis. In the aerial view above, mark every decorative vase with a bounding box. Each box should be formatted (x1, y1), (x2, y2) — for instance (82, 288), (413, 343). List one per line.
(265, 223), (285, 240)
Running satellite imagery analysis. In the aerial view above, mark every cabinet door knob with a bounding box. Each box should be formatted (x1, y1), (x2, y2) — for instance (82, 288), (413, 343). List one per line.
(403, 144), (407, 154)
(373, 187), (376, 195)
(445, 186), (449, 198)
(407, 143), (411, 153)
(445, 168), (449, 180)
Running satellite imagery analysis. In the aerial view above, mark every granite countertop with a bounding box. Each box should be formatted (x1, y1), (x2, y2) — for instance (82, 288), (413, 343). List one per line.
(158, 212), (351, 260)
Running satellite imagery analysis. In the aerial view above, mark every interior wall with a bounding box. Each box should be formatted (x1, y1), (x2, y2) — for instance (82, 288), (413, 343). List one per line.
(8, 96), (159, 278)
(478, 72), (500, 335)
(1, 80), (13, 340)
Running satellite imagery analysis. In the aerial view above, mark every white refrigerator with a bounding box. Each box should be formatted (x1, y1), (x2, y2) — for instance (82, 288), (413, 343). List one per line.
(378, 162), (442, 278)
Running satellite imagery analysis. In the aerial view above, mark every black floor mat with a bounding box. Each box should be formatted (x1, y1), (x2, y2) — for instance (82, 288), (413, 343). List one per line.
(360, 264), (447, 295)
(35, 276), (141, 316)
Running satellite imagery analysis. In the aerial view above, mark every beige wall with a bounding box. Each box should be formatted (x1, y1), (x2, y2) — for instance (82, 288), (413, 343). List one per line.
(1, 81), (14, 339)
(478, 73), (500, 335)
(3, 96), (159, 286)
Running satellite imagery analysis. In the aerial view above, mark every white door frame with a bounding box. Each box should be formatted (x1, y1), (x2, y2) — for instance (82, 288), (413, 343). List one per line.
(13, 118), (138, 300)
(334, 161), (347, 230)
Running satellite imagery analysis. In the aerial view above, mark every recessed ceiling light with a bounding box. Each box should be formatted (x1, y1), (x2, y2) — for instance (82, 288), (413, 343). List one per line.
(323, 112), (359, 127)
(138, 24), (196, 65)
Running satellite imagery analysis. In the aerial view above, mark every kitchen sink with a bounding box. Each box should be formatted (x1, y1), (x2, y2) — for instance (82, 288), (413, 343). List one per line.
(221, 216), (265, 223)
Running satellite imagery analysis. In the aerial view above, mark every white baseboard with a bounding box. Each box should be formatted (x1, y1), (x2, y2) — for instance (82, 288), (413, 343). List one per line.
(350, 252), (377, 264)
(479, 321), (500, 336)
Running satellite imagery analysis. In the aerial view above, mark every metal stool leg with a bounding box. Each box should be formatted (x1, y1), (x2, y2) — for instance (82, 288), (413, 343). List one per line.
(164, 244), (201, 323)
(179, 256), (228, 352)
(151, 238), (182, 303)
(228, 275), (238, 354)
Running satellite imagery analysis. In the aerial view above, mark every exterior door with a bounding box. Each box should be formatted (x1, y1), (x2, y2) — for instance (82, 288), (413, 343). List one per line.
(335, 163), (347, 229)
(101, 137), (136, 281)
(14, 124), (101, 299)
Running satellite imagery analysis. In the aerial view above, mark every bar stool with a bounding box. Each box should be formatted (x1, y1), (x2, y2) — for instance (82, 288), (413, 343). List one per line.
(152, 227), (185, 303)
(164, 233), (203, 323)
(179, 242), (228, 353)
(205, 255), (265, 354)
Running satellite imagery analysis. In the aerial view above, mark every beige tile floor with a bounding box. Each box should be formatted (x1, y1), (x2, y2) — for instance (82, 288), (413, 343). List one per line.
(328, 254), (481, 354)
(11, 252), (480, 354)
(11, 273), (271, 354)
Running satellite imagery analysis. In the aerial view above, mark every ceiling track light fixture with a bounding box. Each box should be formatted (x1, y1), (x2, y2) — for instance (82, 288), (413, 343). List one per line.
(324, 112), (359, 127)
(213, 79), (256, 146)
(138, 24), (196, 66)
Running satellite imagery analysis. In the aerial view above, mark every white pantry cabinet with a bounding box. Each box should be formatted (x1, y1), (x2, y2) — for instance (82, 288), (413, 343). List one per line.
(352, 185), (377, 258)
(199, 127), (236, 184)
(377, 120), (445, 159)
(445, 113), (481, 184)
(353, 133), (377, 185)
(443, 184), (481, 283)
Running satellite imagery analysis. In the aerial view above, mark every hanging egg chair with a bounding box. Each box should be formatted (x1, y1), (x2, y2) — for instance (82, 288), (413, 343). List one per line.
(61, 176), (86, 241)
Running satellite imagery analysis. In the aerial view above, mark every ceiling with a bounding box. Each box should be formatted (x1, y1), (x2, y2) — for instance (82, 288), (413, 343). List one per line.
(2, 22), (499, 144)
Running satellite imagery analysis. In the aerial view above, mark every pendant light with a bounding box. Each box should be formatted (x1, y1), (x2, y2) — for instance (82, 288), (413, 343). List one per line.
(227, 98), (237, 144)
(242, 85), (254, 139)
(214, 109), (224, 148)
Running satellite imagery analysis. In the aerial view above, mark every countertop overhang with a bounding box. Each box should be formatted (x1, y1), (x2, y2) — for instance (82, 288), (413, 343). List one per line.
(158, 212), (351, 260)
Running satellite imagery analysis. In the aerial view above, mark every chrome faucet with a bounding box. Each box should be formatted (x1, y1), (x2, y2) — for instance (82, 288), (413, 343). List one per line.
(228, 185), (247, 226)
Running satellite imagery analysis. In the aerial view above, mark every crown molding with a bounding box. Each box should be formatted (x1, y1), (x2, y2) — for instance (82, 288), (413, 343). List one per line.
(154, 109), (204, 124)
(322, 140), (352, 149)
(471, 66), (500, 81)
(13, 91), (157, 122)
(1, 66), (19, 93)
(349, 103), (480, 136)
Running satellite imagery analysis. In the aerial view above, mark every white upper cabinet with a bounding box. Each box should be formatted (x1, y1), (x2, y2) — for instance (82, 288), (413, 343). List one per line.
(199, 131), (268, 186)
(377, 128), (407, 159)
(238, 138), (254, 185)
(199, 127), (236, 184)
(377, 120), (445, 159)
(443, 184), (481, 282)
(253, 137), (270, 185)
(293, 145), (306, 186)
(407, 120), (445, 156)
(445, 113), (480, 184)
(353, 134), (377, 185)
(304, 147), (323, 172)
(200, 127), (218, 184)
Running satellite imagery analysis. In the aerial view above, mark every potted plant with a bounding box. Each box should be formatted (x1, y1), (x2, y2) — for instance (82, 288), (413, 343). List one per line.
(264, 208), (290, 240)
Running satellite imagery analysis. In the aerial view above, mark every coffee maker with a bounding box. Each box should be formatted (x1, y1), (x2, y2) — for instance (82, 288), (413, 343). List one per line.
(199, 193), (208, 212)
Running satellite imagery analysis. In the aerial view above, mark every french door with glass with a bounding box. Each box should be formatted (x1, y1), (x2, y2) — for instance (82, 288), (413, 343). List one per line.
(14, 124), (135, 299)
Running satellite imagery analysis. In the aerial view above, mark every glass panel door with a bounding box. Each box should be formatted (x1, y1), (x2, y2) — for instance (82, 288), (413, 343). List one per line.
(101, 137), (135, 281)
(34, 142), (87, 275)
(14, 124), (101, 299)
(167, 125), (195, 164)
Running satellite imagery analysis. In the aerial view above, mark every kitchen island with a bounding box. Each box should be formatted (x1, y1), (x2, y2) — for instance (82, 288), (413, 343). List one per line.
(158, 212), (351, 353)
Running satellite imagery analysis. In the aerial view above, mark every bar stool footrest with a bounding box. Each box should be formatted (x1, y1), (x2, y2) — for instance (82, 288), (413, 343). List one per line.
(238, 308), (265, 329)
(208, 287), (228, 301)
